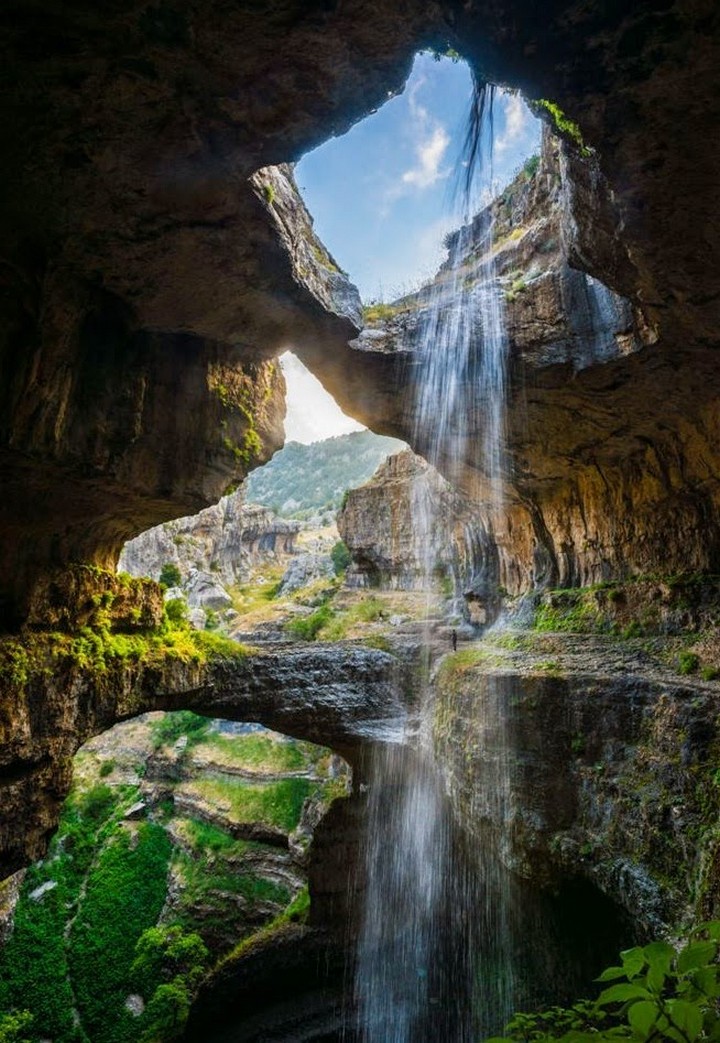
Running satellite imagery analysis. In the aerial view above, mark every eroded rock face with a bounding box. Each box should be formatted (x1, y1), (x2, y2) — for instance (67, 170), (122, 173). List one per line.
(433, 639), (720, 935)
(0, 627), (403, 878)
(2, 1), (720, 625)
(119, 489), (299, 589)
(337, 449), (497, 618)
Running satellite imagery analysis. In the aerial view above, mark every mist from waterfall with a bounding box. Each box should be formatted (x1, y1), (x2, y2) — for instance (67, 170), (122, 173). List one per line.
(352, 85), (517, 1041)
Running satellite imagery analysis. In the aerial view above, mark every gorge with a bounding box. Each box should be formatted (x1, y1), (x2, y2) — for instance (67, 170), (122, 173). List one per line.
(2, 2), (720, 1041)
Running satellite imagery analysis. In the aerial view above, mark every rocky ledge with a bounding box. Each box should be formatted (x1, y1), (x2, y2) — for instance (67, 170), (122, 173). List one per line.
(433, 630), (720, 936)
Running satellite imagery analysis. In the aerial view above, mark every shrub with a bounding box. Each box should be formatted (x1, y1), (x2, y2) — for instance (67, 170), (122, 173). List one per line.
(286, 602), (333, 641)
(678, 651), (700, 675)
(164, 597), (188, 626)
(330, 540), (352, 575)
(99, 759), (115, 778)
(159, 563), (182, 589)
(0, 1012), (34, 1043)
(490, 920), (720, 1043)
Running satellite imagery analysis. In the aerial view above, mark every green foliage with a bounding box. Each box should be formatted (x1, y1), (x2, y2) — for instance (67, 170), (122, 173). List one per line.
(262, 182), (275, 206)
(0, 783), (136, 1042)
(490, 921), (720, 1043)
(131, 925), (209, 992)
(150, 711), (211, 751)
(286, 602), (334, 640)
(523, 153), (540, 178)
(244, 430), (404, 518)
(139, 980), (190, 1043)
(69, 823), (172, 1041)
(79, 782), (117, 821)
(99, 759), (115, 777)
(534, 99), (589, 153)
(533, 589), (607, 634)
(330, 539), (352, 575)
(362, 300), (406, 323)
(0, 1012), (34, 1043)
(201, 731), (312, 772)
(192, 775), (317, 832)
(159, 563), (182, 588)
(164, 597), (187, 624)
(678, 651), (700, 675)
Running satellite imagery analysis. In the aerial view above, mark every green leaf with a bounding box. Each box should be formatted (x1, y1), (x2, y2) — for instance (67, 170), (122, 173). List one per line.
(628, 1000), (660, 1037)
(597, 984), (652, 1006)
(678, 941), (717, 974)
(621, 947), (647, 978)
(597, 966), (628, 982)
(694, 921), (720, 941)
(666, 999), (703, 1041)
(692, 965), (720, 997)
(646, 963), (666, 995)
(643, 941), (675, 974)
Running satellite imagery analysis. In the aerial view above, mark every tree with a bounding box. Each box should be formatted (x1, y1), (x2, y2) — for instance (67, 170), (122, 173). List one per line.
(159, 563), (182, 588)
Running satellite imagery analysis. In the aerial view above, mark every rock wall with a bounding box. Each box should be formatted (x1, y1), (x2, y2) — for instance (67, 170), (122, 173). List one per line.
(433, 640), (720, 936)
(0, 571), (403, 878)
(119, 487), (300, 625)
(337, 449), (501, 622)
(1, 1), (720, 625)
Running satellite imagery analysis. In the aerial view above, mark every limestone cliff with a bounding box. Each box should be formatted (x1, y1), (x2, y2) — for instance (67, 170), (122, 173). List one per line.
(433, 624), (720, 936)
(1, 1), (720, 627)
(118, 487), (299, 626)
(0, 568), (402, 878)
(337, 449), (498, 621)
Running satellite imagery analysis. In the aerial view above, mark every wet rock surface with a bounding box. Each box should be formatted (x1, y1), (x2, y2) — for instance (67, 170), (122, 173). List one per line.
(433, 630), (720, 934)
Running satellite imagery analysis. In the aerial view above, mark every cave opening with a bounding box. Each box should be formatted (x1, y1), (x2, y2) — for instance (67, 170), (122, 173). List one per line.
(0, 710), (352, 1043)
(2, 10), (713, 1043)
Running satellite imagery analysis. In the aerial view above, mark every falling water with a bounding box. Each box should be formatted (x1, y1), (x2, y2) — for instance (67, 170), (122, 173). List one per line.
(412, 83), (508, 509)
(353, 84), (517, 1041)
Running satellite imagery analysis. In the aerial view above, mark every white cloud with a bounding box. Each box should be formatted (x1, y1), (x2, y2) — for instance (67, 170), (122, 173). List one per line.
(280, 352), (365, 444)
(401, 125), (451, 188)
(495, 92), (529, 154)
(386, 73), (452, 200)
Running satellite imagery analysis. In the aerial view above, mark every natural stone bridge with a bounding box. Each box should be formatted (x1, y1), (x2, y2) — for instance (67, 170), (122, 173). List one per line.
(0, 643), (405, 880)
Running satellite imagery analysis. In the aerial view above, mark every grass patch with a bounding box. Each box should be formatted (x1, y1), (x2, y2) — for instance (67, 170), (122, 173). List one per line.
(151, 710), (212, 750)
(286, 602), (335, 641)
(69, 822), (172, 1043)
(188, 776), (317, 832)
(199, 732), (319, 773)
(174, 851), (290, 908)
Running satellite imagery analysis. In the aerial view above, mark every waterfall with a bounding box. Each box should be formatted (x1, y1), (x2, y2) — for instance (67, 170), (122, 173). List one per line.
(352, 85), (517, 1040)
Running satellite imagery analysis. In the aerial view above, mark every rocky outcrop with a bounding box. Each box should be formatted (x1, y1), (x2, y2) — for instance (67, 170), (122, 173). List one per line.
(119, 490), (299, 588)
(338, 450), (497, 619)
(119, 487), (300, 626)
(1, 1), (719, 627)
(0, 606), (403, 877)
(433, 635), (720, 935)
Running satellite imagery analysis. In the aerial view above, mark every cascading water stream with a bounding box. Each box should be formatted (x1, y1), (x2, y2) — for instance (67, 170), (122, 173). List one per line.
(352, 84), (517, 1041)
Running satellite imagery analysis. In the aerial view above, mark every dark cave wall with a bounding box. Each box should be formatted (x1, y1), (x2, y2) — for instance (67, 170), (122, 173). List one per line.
(1, 0), (720, 622)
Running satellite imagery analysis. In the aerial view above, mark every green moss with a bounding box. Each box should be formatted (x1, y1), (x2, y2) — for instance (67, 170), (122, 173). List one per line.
(534, 99), (590, 153)
(0, 595), (247, 691)
(190, 776), (317, 832)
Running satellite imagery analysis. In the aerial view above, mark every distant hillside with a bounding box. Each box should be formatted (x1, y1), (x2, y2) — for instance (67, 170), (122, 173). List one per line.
(245, 430), (406, 518)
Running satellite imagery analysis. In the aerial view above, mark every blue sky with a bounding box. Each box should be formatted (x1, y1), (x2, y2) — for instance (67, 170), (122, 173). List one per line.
(295, 52), (541, 304)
